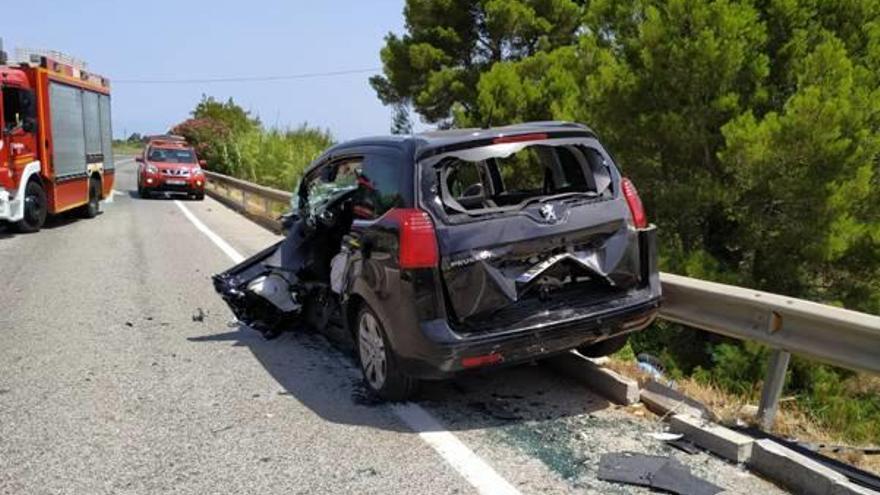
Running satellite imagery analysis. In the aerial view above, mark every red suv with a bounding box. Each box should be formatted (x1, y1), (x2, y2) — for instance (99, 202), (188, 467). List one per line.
(136, 136), (206, 200)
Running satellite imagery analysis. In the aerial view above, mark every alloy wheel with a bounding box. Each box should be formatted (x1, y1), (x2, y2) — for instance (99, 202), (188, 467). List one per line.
(358, 311), (387, 390)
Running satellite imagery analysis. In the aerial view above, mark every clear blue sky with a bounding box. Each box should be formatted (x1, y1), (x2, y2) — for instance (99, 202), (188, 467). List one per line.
(4, 0), (416, 140)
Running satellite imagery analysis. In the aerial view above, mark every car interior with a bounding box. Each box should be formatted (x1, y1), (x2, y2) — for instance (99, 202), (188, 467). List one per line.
(440, 144), (613, 213)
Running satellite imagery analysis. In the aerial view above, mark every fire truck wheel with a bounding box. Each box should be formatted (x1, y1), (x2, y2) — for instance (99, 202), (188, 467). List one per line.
(13, 180), (48, 233)
(83, 178), (101, 218)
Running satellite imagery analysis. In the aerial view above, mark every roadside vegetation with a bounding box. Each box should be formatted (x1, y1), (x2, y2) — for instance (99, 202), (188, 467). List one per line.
(370, 0), (880, 445)
(171, 96), (333, 191)
(111, 137), (143, 156)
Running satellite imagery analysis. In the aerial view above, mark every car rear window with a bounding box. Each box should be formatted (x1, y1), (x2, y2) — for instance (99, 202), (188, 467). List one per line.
(439, 142), (613, 214)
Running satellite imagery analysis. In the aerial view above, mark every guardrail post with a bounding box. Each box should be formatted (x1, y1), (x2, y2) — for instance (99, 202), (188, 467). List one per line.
(757, 349), (791, 430)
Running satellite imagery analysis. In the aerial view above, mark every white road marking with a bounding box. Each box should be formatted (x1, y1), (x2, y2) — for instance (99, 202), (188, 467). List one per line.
(174, 200), (244, 263)
(392, 403), (522, 495)
(175, 198), (522, 495)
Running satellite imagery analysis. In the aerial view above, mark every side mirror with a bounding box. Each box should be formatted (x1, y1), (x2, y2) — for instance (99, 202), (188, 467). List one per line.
(135, 156), (144, 163)
(22, 117), (37, 134)
(199, 159), (207, 166)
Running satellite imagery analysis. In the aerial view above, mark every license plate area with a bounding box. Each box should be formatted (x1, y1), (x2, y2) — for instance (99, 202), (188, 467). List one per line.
(166, 179), (187, 186)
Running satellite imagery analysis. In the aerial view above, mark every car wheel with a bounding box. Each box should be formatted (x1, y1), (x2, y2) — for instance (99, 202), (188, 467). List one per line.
(577, 334), (629, 358)
(82, 178), (101, 218)
(356, 305), (417, 401)
(13, 180), (47, 233)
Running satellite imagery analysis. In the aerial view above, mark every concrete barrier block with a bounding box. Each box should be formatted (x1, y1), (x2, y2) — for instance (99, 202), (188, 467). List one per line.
(749, 439), (848, 495)
(639, 389), (705, 419)
(669, 414), (754, 463)
(545, 352), (639, 405)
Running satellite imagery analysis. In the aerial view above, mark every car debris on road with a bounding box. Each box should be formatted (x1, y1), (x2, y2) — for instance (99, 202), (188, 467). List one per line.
(598, 452), (723, 495)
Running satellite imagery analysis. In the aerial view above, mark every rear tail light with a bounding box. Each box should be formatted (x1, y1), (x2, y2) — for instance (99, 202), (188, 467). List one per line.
(387, 208), (439, 269)
(621, 177), (647, 229)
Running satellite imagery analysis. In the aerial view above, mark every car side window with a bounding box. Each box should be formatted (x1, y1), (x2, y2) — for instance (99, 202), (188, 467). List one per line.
(351, 152), (404, 220)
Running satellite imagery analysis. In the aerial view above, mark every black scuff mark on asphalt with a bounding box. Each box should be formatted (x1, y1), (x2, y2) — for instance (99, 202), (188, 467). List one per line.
(192, 308), (206, 322)
(0, 389), (10, 395)
(466, 400), (524, 421)
(350, 380), (383, 407)
(356, 467), (378, 477)
(124, 321), (133, 327)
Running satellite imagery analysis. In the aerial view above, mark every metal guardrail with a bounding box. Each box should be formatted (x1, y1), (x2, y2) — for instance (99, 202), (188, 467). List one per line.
(660, 273), (880, 428)
(204, 170), (292, 231)
(660, 273), (880, 374)
(206, 170), (880, 429)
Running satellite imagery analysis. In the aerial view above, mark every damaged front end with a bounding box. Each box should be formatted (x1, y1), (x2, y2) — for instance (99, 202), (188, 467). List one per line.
(212, 241), (301, 338)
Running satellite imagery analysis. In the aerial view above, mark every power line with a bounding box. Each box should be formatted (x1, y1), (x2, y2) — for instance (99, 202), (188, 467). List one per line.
(114, 67), (382, 84)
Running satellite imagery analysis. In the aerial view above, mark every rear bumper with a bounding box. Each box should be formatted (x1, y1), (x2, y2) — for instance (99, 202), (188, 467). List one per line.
(398, 292), (661, 379)
(385, 226), (662, 379)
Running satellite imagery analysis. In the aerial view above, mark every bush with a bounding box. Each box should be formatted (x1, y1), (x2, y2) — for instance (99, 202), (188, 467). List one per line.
(171, 96), (334, 191)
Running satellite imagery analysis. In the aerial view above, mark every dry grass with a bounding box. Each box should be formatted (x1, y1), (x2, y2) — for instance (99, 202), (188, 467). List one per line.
(605, 357), (880, 475)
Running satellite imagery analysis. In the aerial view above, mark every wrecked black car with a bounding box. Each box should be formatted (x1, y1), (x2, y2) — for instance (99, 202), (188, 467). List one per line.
(214, 122), (661, 400)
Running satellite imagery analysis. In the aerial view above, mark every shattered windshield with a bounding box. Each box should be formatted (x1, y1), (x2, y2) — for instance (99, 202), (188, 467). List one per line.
(304, 158), (363, 214)
(438, 142), (613, 215)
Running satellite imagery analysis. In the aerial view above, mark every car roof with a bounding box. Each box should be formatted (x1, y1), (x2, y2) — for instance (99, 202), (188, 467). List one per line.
(308, 121), (597, 174)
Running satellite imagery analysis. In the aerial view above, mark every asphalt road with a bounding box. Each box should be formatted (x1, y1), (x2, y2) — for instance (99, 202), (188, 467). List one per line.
(0, 160), (787, 494)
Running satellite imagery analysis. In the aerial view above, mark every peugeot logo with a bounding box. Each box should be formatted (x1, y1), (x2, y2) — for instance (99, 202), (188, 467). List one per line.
(539, 204), (558, 222)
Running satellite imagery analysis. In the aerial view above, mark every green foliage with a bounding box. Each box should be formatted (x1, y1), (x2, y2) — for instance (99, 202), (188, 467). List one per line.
(376, 0), (880, 442)
(171, 96), (333, 191)
(370, 0), (584, 125)
(192, 95), (260, 136)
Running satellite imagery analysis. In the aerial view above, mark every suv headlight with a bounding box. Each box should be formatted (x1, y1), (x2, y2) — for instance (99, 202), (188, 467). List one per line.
(146, 164), (158, 174)
(191, 166), (203, 175)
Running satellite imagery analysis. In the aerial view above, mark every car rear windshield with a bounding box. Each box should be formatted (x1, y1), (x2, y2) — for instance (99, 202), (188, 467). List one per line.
(436, 142), (613, 215)
(148, 147), (196, 163)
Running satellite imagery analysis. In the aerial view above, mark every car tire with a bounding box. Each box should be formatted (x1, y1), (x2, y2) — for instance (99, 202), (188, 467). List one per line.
(13, 180), (47, 233)
(192, 192), (204, 201)
(356, 305), (418, 401)
(577, 334), (629, 358)
(82, 178), (101, 218)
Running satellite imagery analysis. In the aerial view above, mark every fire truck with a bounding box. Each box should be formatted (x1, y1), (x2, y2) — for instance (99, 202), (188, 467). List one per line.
(0, 44), (114, 233)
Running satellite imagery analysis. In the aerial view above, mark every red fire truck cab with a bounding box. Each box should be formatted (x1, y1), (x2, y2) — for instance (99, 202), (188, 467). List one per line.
(0, 47), (114, 233)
